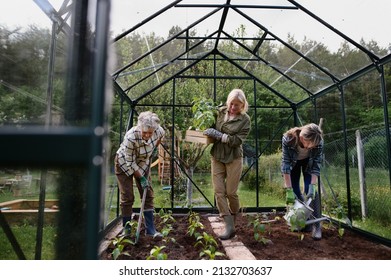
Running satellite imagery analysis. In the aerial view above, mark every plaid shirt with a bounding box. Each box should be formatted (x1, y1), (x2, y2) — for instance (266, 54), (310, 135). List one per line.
(281, 134), (323, 176)
(116, 125), (165, 177)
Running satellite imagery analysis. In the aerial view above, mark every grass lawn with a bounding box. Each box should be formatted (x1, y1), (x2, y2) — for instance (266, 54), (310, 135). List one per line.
(0, 224), (57, 260)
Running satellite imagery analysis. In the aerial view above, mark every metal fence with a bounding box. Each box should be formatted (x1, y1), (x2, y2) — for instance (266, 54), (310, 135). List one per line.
(321, 125), (391, 239)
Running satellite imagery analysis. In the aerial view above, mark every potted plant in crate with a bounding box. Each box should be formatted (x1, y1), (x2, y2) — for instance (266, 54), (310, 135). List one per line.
(185, 97), (220, 145)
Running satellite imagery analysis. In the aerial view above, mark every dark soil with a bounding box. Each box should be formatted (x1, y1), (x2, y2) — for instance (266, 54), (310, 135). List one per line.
(235, 212), (391, 260)
(101, 214), (229, 260)
(100, 212), (391, 260)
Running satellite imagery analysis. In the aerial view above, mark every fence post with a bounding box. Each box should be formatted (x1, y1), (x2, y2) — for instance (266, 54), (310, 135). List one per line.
(355, 130), (367, 219)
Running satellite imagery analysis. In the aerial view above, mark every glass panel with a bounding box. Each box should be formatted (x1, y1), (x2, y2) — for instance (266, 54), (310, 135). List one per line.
(0, 1), (70, 127)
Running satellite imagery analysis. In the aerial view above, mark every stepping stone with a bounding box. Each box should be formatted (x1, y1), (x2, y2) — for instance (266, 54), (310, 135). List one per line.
(208, 216), (256, 260)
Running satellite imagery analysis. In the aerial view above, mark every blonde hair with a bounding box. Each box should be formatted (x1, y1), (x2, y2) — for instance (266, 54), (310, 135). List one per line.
(137, 111), (160, 131)
(226, 89), (249, 114)
(300, 123), (323, 146)
(286, 123), (323, 147)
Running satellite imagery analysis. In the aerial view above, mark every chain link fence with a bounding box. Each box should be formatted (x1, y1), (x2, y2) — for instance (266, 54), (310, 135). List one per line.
(321, 125), (391, 238)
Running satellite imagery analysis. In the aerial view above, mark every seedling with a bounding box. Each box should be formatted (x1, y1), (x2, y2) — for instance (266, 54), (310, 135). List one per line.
(247, 214), (272, 245)
(190, 97), (220, 130)
(287, 207), (307, 240)
(147, 245), (167, 260)
(187, 211), (204, 238)
(332, 205), (346, 238)
(195, 232), (225, 260)
(111, 235), (135, 260)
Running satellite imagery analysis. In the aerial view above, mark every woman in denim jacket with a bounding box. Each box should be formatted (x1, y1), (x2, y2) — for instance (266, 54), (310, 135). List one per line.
(281, 123), (324, 239)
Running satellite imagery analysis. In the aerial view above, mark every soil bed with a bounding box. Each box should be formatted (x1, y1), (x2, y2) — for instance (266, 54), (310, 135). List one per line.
(235, 212), (391, 260)
(101, 212), (391, 260)
(101, 214), (229, 260)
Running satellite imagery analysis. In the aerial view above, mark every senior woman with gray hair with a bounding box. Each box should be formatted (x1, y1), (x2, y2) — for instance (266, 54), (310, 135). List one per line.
(114, 111), (165, 238)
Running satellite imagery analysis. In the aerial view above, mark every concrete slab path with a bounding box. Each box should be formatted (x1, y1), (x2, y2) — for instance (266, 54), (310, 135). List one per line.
(208, 215), (256, 260)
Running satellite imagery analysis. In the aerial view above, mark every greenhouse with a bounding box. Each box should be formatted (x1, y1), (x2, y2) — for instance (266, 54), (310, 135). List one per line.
(0, 0), (391, 260)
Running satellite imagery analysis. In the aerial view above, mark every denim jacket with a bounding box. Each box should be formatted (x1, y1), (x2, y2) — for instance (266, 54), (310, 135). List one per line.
(280, 134), (323, 176)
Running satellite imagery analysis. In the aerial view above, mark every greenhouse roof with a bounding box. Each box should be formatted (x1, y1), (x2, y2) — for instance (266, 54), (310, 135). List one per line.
(3, 0), (391, 106)
(108, 0), (391, 105)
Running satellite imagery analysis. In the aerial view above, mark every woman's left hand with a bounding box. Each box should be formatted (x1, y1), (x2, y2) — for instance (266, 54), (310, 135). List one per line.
(203, 128), (223, 140)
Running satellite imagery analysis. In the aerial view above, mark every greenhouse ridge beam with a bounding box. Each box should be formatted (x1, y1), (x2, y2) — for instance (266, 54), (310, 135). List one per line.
(233, 6), (339, 84)
(112, 6), (222, 77)
(134, 51), (212, 103)
(175, 3), (298, 10)
(214, 0), (231, 50)
(218, 51), (293, 105)
(177, 75), (253, 80)
(222, 31), (314, 97)
(176, 36), (275, 41)
(122, 32), (218, 94)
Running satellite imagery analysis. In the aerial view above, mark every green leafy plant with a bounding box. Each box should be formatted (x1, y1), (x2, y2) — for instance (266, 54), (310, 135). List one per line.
(111, 220), (138, 260)
(194, 232), (225, 260)
(190, 97), (220, 130)
(157, 208), (176, 226)
(147, 245), (167, 260)
(247, 214), (272, 245)
(332, 205), (347, 238)
(287, 208), (307, 240)
(111, 235), (135, 260)
(155, 209), (177, 243)
(187, 211), (204, 238)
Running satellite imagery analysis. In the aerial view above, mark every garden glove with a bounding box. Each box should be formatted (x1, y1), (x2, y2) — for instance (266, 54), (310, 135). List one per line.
(152, 147), (158, 158)
(307, 184), (317, 200)
(203, 128), (223, 140)
(285, 188), (295, 204)
(139, 176), (149, 189)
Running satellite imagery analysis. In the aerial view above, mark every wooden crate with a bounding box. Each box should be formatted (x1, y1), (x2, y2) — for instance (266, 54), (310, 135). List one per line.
(185, 130), (214, 144)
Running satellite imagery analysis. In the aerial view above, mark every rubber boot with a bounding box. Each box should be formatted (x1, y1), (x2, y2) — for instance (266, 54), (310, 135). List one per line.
(144, 210), (162, 239)
(121, 216), (131, 236)
(219, 215), (235, 240)
(233, 213), (239, 226)
(310, 193), (322, 240)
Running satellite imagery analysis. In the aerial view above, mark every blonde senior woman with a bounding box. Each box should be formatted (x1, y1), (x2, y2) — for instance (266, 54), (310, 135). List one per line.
(204, 89), (251, 240)
(114, 111), (164, 238)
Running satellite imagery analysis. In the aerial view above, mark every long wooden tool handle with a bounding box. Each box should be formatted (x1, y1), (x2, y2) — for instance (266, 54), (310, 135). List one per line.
(135, 188), (148, 243)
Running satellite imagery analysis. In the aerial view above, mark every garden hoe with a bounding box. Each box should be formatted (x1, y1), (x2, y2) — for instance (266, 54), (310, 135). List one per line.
(135, 186), (148, 244)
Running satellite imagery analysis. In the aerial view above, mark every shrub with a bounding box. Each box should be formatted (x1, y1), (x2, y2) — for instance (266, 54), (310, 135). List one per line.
(241, 152), (282, 197)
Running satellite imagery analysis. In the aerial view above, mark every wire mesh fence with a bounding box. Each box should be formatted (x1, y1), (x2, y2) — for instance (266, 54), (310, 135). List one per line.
(320, 125), (391, 238)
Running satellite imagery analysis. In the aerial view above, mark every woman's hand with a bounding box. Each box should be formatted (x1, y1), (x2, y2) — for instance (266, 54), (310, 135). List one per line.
(203, 128), (223, 140)
(139, 176), (149, 189)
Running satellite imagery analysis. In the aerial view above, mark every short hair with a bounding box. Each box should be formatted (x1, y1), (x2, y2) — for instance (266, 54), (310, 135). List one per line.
(137, 111), (160, 131)
(226, 89), (249, 114)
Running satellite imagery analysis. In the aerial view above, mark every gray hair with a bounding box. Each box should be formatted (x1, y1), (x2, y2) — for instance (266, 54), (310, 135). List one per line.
(137, 111), (160, 131)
